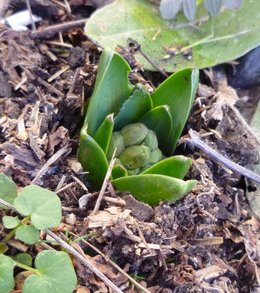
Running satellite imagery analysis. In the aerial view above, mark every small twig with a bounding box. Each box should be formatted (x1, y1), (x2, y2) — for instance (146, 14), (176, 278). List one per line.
(0, 198), (18, 211)
(68, 68), (81, 95)
(63, 0), (72, 14)
(25, 0), (36, 31)
(188, 129), (260, 184)
(48, 65), (69, 83)
(37, 77), (65, 97)
(46, 40), (73, 48)
(46, 230), (124, 293)
(32, 146), (70, 184)
(138, 48), (168, 77)
(55, 174), (67, 191)
(30, 19), (88, 39)
(133, 218), (153, 255)
(93, 150), (117, 214)
(70, 232), (151, 293)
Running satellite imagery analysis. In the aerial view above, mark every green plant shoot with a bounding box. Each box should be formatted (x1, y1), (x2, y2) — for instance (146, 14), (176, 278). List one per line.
(78, 49), (199, 206)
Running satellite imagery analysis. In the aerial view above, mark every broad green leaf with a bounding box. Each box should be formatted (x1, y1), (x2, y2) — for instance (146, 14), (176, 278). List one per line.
(114, 86), (153, 130)
(2, 216), (20, 229)
(0, 254), (15, 293)
(23, 251), (77, 293)
(152, 68), (199, 153)
(85, 48), (134, 136)
(140, 105), (172, 152)
(141, 155), (192, 179)
(85, 0), (260, 72)
(0, 173), (17, 207)
(78, 125), (108, 187)
(13, 253), (32, 267)
(14, 185), (62, 230)
(112, 174), (197, 206)
(94, 114), (114, 154)
(15, 225), (39, 245)
(112, 164), (128, 180)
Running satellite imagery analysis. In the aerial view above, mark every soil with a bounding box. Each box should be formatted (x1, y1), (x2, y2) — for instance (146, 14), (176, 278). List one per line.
(1, 1), (260, 292)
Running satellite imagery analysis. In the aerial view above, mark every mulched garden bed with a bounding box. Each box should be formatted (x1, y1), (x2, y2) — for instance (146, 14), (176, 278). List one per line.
(1, 1), (260, 292)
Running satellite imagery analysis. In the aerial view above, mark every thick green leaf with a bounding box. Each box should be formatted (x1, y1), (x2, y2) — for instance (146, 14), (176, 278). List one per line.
(152, 68), (199, 153)
(94, 114), (114, 154)
(112, 174), (197, 206)
(141, 155), (192, 179)
(2, 216), (20, 229)
(0, 255), (15, 293)
(0, 173), (17, 208)
(85, 0), (260, 72)
(112, 165), (128, 179)
(23, 251), (77, 293)
(78, 125), (108, 187)
(114, 86), (153, 130)
(14, 185), (62, 230)
(140, 105), (172, 152)
(85, 48), (134, 136)
(15, 225), (39, 245)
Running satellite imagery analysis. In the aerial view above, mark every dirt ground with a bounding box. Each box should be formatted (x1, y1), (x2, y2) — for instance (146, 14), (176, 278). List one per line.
(1, 1), (260, 292)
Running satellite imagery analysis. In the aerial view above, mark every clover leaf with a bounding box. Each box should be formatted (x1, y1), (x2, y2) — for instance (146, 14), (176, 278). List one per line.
(2, 216), (20, 229)
(0, 174), (17, 208)
(15, 225), (40, 245)
(22, 251), (77, 293)
(0, 255), (15, 293)
(14, 185), (62, 230)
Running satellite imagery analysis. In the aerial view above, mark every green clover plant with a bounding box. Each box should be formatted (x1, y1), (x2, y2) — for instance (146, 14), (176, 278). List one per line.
(78, 49), (199, 206)
(0, 173), (77, 293)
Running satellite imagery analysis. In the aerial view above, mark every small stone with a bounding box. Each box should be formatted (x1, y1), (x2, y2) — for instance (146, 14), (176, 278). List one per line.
(65, 213), (76, 225)
(68, 46), (85, 69)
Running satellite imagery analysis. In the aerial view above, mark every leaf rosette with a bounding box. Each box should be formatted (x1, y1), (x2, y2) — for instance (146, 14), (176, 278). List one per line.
(78, 49), (199, 206)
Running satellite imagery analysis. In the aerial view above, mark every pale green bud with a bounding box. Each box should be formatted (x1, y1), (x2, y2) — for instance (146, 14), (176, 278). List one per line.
(128, 168), (140, 175)
(121, 123), (148, 146)
(107, 131), (125, 159)
(119, 145), (151, 169)
(139, 163), (153, 173)
(150, 148), (163, 164)
(144, 130), (158, 150)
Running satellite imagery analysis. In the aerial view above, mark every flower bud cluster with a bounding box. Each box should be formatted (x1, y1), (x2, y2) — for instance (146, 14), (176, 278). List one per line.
(107, 123), (163, 174)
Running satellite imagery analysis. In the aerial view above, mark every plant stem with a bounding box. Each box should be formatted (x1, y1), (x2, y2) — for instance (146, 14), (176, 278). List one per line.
(15, 260), (39, 275)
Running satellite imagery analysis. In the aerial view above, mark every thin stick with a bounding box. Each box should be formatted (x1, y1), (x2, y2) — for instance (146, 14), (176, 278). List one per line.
(25, 0), (36, 31)
(188, 129), (260, 184)
(32, 146), (70, 184)
(70, 232), (151, 293)
(30, 19), (88, 39)
(37, 77), (65, 97)
(93, 150), (116, 213)
(46, 230), (124, 293)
